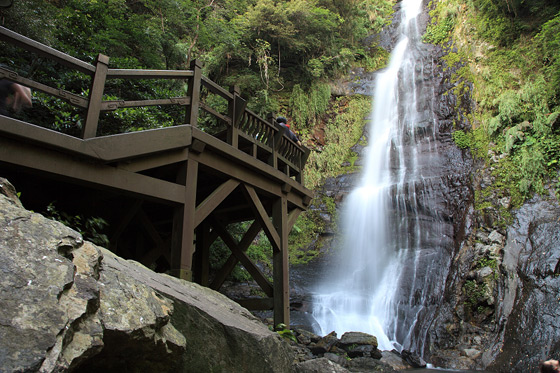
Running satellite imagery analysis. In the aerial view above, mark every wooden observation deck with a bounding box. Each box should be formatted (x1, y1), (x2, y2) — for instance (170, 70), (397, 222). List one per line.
(0, 27), (312, 326)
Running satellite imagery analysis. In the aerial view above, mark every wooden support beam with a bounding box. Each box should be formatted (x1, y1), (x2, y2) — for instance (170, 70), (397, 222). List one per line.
(242, 184), (281, 252)
(0, 138), (186, 204)
(138, 209), (166, 255)
(210, 220), (261, 291)
(195, 221), (212, 286)
(109, 200), (143, 251)
(116, 149), (189, 173)
(272, 194), (290, 327)
(209, 216), (273, 297)
(194, 178), (239, 228)
(288, 208), (303, 231)
(170, 160), (199, 281)
(84, 125), (192, 162)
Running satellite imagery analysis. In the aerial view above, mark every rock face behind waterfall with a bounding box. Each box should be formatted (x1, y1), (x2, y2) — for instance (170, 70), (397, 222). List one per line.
(0, 179), (293, 372)
(426, 190), (560, 372)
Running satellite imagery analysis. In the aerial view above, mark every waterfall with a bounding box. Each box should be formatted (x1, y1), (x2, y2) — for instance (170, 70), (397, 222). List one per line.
(312, 0), (447, 352)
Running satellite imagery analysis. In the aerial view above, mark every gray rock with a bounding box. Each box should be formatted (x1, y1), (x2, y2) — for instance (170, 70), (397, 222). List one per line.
(462, 348), (481, 358)
(310, 331), (338, 355)
(0, 190), (294, 372)
(0, 177), (23, 207)
(488, 230), (505, 244)
(401, 349), (427, 368)
(476, 266), (494, 280)
(380, 350), (410, 371)
(339, 331), (378, 348)
(346, 344), (375, 358)
(293, 357), (349, 373)
(324, 352), (349, 367)
(347, 356), (396, 372)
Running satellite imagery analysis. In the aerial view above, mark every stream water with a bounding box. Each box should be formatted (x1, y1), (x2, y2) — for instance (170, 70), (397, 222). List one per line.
(311, 0), (448, 352)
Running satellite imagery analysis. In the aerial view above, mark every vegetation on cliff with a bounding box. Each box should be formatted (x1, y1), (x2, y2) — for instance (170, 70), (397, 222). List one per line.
(425, 0), (560, 214)
(424, 0), (560, 334)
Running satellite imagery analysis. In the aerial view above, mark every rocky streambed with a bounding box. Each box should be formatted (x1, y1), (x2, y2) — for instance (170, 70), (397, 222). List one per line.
(289, 329), (428, 372)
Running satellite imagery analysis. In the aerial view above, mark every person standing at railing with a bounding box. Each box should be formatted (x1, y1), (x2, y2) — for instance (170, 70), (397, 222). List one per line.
(276, 116), (302, 146)
(0, 79), (32, 116)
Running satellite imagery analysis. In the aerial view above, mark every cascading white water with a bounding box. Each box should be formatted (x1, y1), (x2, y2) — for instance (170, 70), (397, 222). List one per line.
(312, 0), (444, 351)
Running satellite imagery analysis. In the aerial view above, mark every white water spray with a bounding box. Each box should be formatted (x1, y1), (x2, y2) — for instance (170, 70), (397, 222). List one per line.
(312, 0), (443, 351)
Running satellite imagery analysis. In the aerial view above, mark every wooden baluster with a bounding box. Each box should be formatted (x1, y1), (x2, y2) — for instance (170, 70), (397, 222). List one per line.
(186, 59), (202, 126)
(269, 115), (283, 169)
(82, 54), (109, 139)
(227, 85), (242, 148)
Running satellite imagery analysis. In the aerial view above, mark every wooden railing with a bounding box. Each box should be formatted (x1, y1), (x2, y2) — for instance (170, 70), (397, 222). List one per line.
(0, 26), (310, 182)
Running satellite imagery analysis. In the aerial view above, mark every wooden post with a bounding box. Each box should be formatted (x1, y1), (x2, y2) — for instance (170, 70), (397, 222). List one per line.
(227, 85), (241, 149)
(272, 194), (289, 327)
(82, 54), (109, 139)
(269, 114), (283, 169)
(186, 59), (202, 126)
(170, 159), (199, 281)
(195, 221), (211, 286)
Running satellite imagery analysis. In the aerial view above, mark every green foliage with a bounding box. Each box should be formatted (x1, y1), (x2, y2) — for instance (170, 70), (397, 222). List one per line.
(274, 323), (297, 342)
(289, 82), (331, 129)
(44, 202), (109, 247)
(304, 95), (370, 189)
(463, 279), (487, 310)
(535, 13), (560, 108)
(452, 129), (472, 149)
(288, 195), (337, 264)
(426, 0), (560, 208)
(476, 256), (497, 271)
(423, 12), (456, 45)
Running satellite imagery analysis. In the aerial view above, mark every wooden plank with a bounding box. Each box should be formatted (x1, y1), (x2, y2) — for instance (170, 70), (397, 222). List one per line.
(0, 68), (88, 108)
(116, 149), (189, 173)
(201, 76), (234, 99)
(0, 137), (186, 204)
(242, 184), (281, 252)
(273, 195), (290, 327)
(210, 220), (261, 290)
(0, 26), (95, 75)
(210, 216), (273, 296)
(101, 97), (190, 110)
(200, 102), (232, 125)
(0, 116), (99, 158)
(191, 127), (311, 198)
(190, 149), (310, 211)
(107, 69), (194, 79)
(84, 125), (192, 162)
(194, 178), (240, 228)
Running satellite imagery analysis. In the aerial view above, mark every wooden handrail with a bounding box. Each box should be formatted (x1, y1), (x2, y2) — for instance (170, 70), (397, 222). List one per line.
(0, 26), (95, 74)
(0, 26), (309, 182)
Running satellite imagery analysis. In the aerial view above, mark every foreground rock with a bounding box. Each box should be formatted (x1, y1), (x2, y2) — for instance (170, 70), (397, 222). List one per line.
(0, 178), (293, 372)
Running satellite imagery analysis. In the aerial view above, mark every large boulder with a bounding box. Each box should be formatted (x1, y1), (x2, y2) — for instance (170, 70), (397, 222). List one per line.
(0, 178), (293, 372)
